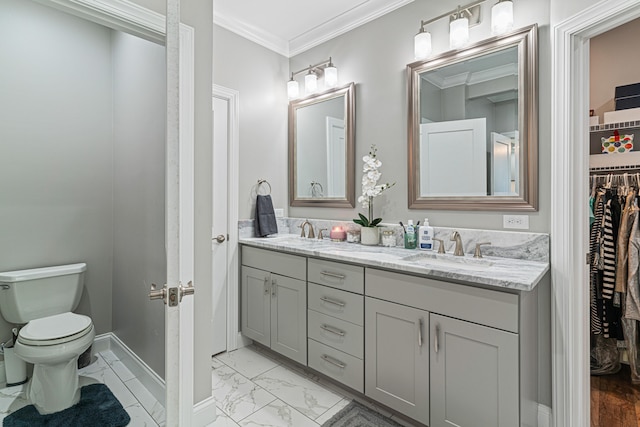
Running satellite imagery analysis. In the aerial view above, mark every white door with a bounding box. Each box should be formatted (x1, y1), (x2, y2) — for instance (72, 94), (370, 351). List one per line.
(490, 132), (512, 195)
(161, 3), (196, 425)
(211, 95), (229, 355)
(420, 118), (487, 196)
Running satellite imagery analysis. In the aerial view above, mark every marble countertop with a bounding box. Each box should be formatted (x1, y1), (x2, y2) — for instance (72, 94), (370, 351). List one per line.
(239, 234), (549, 292)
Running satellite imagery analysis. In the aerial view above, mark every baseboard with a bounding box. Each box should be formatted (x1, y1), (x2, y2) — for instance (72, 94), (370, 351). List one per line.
(538, 404), (552, 427)
(193, 396), (217, 426)
(93, 332), (166, 406)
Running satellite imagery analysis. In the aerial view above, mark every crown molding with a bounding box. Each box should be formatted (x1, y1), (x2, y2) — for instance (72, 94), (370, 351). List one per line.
(214, 10), (290, 57)
(214, 0), (413, 58)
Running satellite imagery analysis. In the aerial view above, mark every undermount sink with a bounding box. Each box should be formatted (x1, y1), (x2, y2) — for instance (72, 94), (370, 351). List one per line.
(402, 252), (495, 270)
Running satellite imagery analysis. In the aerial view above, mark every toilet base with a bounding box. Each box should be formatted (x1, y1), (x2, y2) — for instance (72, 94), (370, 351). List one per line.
(27, 356), (81, 415)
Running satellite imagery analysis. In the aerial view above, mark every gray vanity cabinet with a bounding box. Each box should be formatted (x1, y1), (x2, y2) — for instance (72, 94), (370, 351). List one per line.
(430, 313), (518, 427)
(364, 297), (429, 426)
(241, 247), (307, 365)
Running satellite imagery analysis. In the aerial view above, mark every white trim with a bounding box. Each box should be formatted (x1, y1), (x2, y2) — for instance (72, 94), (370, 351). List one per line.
(193, 396), (217, 427)
(213, 84), (241, 352)
(551, 1), (640, 427)
(213, 0), (413, 57)
(94, 333), (166, 406)
(537, 404), (552, 427)
(33, 0), (165, 43)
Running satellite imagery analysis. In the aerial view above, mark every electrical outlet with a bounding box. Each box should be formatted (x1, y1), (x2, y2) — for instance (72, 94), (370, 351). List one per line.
(274, 208), (284, 218)
(503, 214), (529, 229)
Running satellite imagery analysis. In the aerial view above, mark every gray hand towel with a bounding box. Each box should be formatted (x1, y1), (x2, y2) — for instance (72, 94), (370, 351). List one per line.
(256, 194), (278, 237)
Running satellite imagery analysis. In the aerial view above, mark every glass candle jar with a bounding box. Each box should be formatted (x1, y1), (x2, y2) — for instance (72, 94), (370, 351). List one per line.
(381, 230), (396, 247)
(346, 229), (361, 243)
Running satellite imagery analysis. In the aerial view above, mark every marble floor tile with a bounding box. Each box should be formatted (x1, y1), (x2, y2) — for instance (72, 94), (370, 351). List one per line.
(215, 346), (280, 379)
(314, 398), (351, 425)
(126, 376), (165, 425)
(238, 399), (320, 427)
(211, 356), (226, 370)
(79, 358), (139, 408)
(253, 365), (343, 420)
(212, 365), (277, 422)
(0, 384), (28, 421)
(124, 401), (160, 426)
(100, 349), (136, 382)
(206, 410), (241, 427)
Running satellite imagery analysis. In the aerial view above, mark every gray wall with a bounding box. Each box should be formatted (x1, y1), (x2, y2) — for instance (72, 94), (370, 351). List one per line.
(0, 0), (114, 344)
(213, 25), (290, 220)
(1, 0), (214, 402)
(111, 30), (167, 379)
(288, 0), (551, 233)
(590, 17), (640, 120)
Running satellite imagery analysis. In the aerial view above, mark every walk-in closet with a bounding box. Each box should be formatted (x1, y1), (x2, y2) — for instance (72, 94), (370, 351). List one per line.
(589, 16), (640, 426)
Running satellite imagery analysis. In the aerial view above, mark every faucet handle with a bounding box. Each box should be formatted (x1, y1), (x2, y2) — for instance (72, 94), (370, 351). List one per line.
(433, 238), (446, 254)
(473, 242), (492, 258)
(317, 228), (327, 240)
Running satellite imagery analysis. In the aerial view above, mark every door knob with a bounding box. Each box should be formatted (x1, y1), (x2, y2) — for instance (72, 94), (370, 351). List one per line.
(149, 283), (167, 303)
(179, 280), (195, 302)
(214, 234), (226, 243)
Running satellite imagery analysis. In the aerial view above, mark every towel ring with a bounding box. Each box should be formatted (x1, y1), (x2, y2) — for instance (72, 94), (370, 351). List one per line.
(310, 181), (324, 197)
(257, 179), (271, 195)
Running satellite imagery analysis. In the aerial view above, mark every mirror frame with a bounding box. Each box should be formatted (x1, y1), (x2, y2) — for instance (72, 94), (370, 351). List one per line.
(289, 82), (356, 207)
(407, 24), (538, 211)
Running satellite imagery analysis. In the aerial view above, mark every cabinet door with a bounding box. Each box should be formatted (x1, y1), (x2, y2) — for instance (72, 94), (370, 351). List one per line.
(365, 297), (429, 425)
(270, 273), (307, 365)
(241, 266), (270, 347)
(430, 314), (518, 427)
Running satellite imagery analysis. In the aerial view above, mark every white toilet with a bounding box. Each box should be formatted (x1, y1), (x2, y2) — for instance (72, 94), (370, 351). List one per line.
(0, 263), (95, 414)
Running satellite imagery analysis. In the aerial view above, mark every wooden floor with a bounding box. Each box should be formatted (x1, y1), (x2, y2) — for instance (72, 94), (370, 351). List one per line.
(592, 365), (640, 426)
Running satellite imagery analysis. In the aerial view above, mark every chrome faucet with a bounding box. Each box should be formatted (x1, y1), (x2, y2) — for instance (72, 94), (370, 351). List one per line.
(299, 220), (315, 239)
(451, 231), (464, 256)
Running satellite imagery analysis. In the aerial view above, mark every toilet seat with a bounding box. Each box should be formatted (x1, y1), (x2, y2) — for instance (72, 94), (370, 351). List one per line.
(18, 312), (93, 346)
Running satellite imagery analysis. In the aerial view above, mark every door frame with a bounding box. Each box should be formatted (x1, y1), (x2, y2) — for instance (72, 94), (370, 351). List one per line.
(34, 0), (203, 423)
(551, 1), (640, 426)
(212, 84), (245, 353)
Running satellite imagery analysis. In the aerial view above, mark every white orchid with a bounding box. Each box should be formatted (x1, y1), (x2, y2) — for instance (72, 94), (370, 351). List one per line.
(353, 145), (395, 227)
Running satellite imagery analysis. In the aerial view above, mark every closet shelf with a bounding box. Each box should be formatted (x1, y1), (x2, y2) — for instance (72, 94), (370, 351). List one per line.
(590, 151), (640, 172)
(590, 120), (640, 133)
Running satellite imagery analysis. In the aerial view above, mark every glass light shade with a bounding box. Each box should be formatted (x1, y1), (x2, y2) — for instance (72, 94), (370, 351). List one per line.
(287, 79), (299, 99)
(305, 72), (318, 93)
(491, 1), (514, 35)
(324, 65), (338, 88)
(449, 16), (469, 49)
(414, 30), (432, 59)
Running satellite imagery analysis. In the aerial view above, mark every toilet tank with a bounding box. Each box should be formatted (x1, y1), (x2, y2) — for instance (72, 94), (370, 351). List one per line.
(0, 263), (86, 324)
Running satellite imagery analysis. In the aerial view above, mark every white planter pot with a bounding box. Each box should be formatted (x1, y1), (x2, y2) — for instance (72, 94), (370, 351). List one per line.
(360, 227), (380, 246)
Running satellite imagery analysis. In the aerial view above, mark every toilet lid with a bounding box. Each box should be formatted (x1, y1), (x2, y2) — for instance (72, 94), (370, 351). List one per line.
(18, 312), (93, 345)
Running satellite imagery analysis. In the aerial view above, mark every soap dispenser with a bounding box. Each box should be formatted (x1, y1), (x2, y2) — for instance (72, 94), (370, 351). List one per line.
(404, 220), (417, 249)
(418, 218), (434, 250)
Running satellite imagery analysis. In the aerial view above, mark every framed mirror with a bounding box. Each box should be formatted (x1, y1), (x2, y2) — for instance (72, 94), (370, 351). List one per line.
(407, 24), (538, 211)
(289, 82), (355, 207)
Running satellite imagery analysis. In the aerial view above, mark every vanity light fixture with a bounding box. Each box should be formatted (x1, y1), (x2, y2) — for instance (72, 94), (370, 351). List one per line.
(491, 0), (514, 35)
(449, 6), (470, 49)
(286, 57), (338, 99)
(413, 0), (516, 59)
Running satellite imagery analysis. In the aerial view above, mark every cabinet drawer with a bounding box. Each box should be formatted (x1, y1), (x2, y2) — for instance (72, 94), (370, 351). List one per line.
(366, 268), (519, 333)
(308, 259), (363, 294)
(308, 310), (363, 358)
(241, 246), (306, 281)
(308, 339), (364, 393)
(308, 283), (364, 326)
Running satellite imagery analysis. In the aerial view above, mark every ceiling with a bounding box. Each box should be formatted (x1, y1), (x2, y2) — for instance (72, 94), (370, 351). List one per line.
(213, 0), (414, 58)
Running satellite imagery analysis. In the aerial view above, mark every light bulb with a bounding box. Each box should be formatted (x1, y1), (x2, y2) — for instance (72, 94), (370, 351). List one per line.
(325, 64), (338, 88)
(449, 16), (469, 49)
(491, 0), (514, 35)
(305, 70), (318, 93)
(287, 79), (299, 99)
(414, 30), (432, 60)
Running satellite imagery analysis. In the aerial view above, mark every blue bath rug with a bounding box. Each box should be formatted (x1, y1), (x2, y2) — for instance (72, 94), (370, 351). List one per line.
(3, 383), (130, 427)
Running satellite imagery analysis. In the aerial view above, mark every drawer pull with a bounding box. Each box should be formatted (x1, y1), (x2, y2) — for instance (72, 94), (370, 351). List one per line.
(320, 297), (345, 307)
(321, 354), (346, 369)
(321, 324), (346, 337)
(320, 271), (346, 280)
